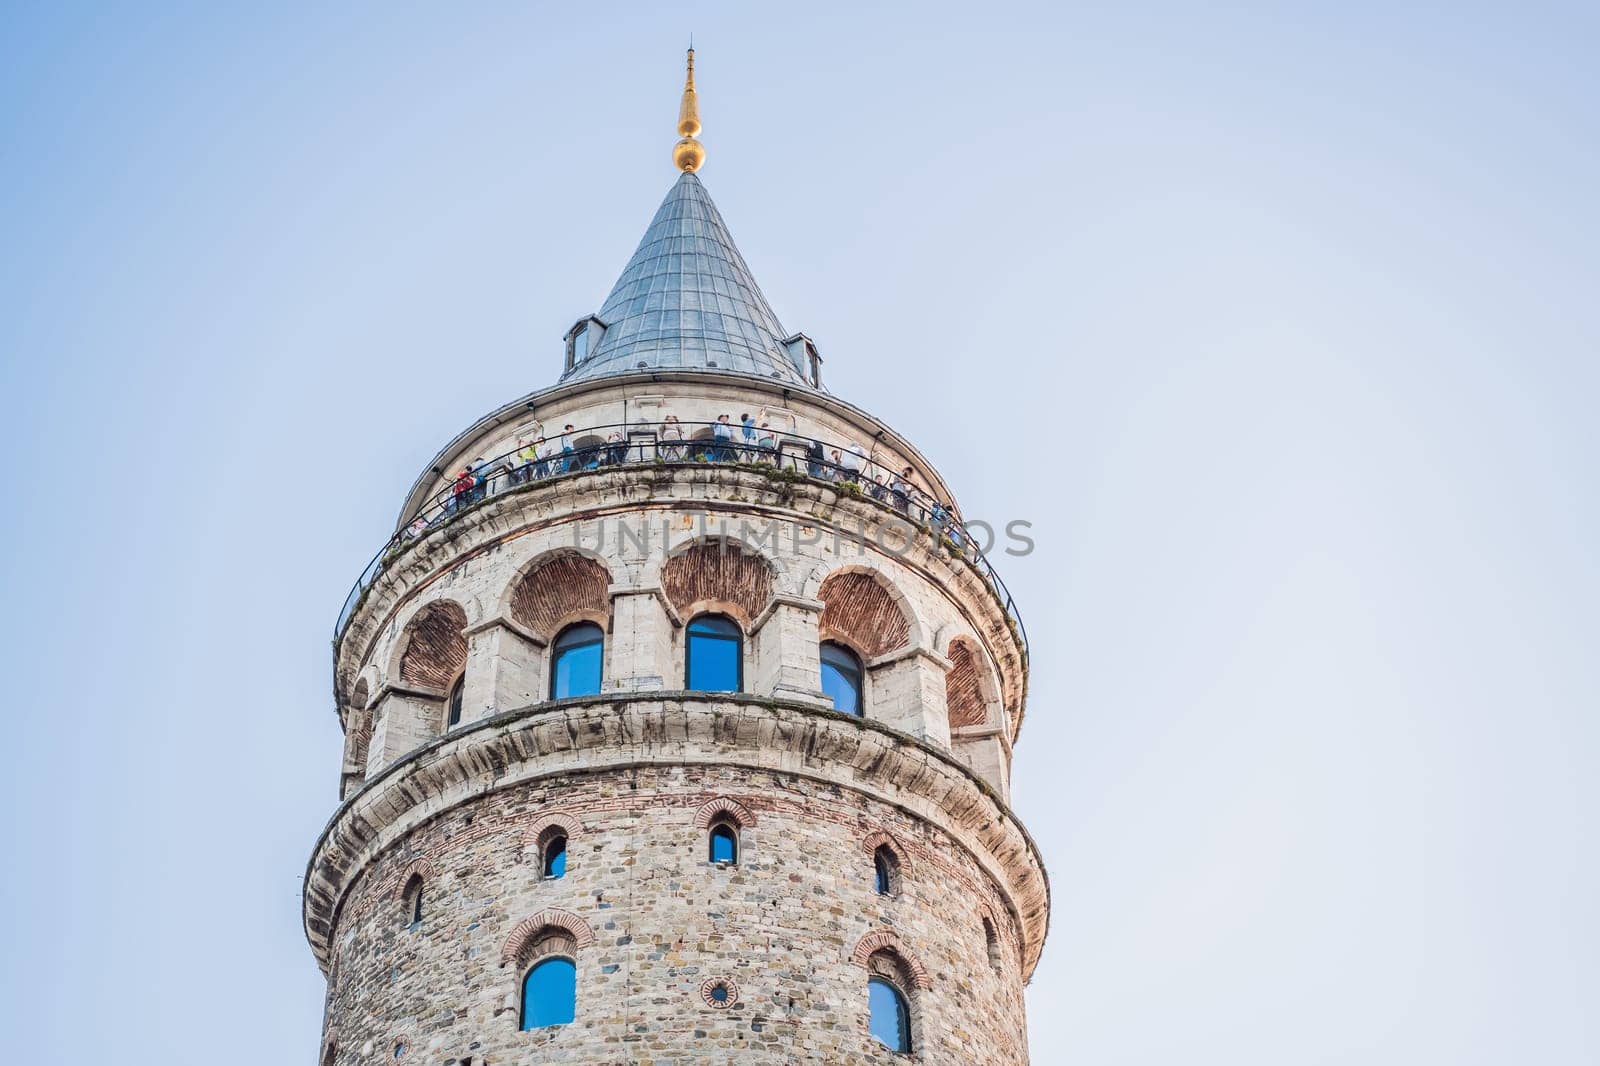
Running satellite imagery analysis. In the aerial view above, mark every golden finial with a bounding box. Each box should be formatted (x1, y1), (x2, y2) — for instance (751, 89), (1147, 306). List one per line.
(673, 46), (705, 173)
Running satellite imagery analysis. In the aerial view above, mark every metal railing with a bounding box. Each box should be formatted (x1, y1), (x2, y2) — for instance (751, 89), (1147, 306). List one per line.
(334, 421), (1027, 658)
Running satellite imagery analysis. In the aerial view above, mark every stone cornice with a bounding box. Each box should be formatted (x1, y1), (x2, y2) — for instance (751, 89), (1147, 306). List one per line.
(609, 582), (682, 627)
(372, 680), (447, 704)
(750, 592), (825, 631)
(462, 613), (546, 648)
(303, 693), (1050, 981)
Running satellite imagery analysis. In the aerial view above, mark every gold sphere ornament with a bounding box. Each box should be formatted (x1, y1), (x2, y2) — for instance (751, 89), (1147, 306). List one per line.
(674, 136), (705, 173)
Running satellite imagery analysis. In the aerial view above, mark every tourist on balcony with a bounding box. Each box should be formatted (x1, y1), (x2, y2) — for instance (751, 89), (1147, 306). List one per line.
(448, 467), (475, 513)
(559, 424), (577, 472)
(605, 429), (627, 466)
(868, 473), (888, 501)
(660, 414), (684, 461)
(890, 466), (916, 514)
(516, 437), (540, 483)
(757, 421), (777, 462)
(829, 448), (850, 484)
(841, 442), (865, 484)
(740, 413), (757, 461)
(806, 439), (826, 478)
(471, 456), (494, 501)
(713, 414), (734, 461)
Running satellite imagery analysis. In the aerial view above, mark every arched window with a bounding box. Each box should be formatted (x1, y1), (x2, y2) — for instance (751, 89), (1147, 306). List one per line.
(983, 916), (1003, 971)
(403, 875), (423, 927)
(873, 845), (899, 896)
(820, 641), (864, 715)
(868, 975), (912, 1052)
(550, 621), (604, 699)
(446, 675), (464, 729)
(686, 614), (742, 692)
(520, 957), (576, 1030)
(708, 820), (739, 865)
(542, 832), (568, 879)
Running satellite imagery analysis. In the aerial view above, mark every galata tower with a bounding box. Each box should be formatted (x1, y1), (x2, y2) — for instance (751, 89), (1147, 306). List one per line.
(306, 50), (1048, 1065)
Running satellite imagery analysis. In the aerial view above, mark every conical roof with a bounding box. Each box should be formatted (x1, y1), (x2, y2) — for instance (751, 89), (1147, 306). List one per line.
(561, 172), (809, 385)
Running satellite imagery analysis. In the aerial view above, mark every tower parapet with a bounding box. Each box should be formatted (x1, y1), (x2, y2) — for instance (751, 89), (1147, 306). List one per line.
(310, 54), (1046, 1065)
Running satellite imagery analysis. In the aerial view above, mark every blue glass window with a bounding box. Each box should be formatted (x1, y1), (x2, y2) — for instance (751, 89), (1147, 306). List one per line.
(446, 676), (464, 728)
(551, 622), (604, 699)
(868, 976), (912, 1052)
(820, 641), (863, 715)
(520, 957), (577, 1030)
(572, 328), (589, 363)
(543, 834), (567, 879)
(686, 614), (742, 692)
(874, 847), (895, 896)
(709, 822), (738, 865)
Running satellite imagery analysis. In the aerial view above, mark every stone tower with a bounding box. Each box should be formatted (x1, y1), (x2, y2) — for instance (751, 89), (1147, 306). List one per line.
(306, 52), (1048, 1065)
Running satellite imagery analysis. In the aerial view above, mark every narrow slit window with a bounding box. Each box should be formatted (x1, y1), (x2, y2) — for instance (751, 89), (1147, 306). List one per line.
(709, 822), (739, 865)
(868, 976), (912, 1052)
(520, 957), (577, 1030)
(446, 675), (464, 729)
(873, 846), (897, 896)
(543, 833), (568, 879)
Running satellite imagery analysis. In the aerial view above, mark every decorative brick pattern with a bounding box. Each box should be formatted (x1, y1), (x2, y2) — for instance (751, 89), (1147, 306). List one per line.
(398, 600), (467, 689)
(521, 811), (583, 848)
(508, 552), (611, 637)
(819, 570), (912, 657)
(394, 857), (435, 897)
(945, 637), (987, 728)
(693, 795), (758, 829)
(662, 542), (773, 624)
(850, 929), (934, 990)
(322, 765), (1029, 1063)
(861, 829), (915, 876)
(699, 975), (740, 1009)
(499, 908), (596, 968)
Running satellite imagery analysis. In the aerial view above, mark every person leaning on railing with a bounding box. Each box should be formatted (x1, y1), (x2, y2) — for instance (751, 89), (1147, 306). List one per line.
(660, 414), (685, 461)
(448, 466), (475, 514)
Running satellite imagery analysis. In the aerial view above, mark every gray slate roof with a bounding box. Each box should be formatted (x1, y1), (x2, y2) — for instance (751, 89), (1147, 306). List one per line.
(560, 172), (810, 386)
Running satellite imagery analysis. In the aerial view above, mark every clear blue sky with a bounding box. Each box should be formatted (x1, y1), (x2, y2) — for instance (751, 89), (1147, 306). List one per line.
(3, 3), (1596, 1063)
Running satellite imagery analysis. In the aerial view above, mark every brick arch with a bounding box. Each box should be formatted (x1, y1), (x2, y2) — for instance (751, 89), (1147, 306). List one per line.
(818, 570), (913, 658)
(850, 929), (932, 990)
(693, 796), (757, 829)
(394, 857), (435, 898)
(944, 636), (990, 729)
(521, 812), (583, 848)
(500, 908), (596, 967)
(977, 902), (1012, 969)
(661, 542), (774, 627)
(397, 600), (468, 690)
(860, 830), (915, 876)
(506, 551), (612, 639)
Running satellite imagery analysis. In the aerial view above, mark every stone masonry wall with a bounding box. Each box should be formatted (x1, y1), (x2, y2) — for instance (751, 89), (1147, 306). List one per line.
(321, 764), (1028, 1065)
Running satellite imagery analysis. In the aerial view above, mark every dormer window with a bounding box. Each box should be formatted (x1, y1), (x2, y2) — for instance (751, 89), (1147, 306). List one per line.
(782, 333), (822, 388)
(564, 316), (606, 372)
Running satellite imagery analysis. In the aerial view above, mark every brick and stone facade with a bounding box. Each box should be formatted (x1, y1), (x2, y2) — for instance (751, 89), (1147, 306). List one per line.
(309, 158), (1046, 1063)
